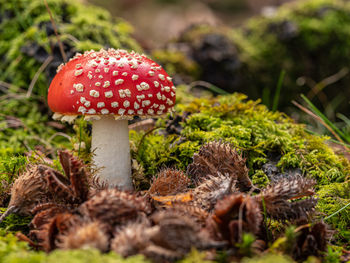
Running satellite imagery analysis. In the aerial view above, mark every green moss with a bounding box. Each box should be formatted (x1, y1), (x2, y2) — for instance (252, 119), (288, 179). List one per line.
(242, 254), (295, 263)
(0, 0), (141, 97)
(317, 182), (350, 247)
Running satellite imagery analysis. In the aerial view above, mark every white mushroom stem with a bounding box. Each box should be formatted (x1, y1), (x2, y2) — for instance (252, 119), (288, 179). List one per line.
(91, 116), (133, 189)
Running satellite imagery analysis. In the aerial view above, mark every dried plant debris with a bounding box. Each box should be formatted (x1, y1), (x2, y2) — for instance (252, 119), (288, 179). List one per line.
(187, 141), (254, 192)
(78, 189), (151, 229)
(192, 173), (237, 211)
(292, 221), (330, 261)
(207, 193), (262, 245)
(56, 221), (109, 252)
(148, 168), (190, 196)
(254, 176), (317, 221)
(3, 143), (342, 262)
(0, 151), (92, 223)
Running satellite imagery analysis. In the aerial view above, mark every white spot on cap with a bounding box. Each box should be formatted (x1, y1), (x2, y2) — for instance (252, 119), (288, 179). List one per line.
(172, 86), (176, 91)
(162, 95), (166, 101)
(123, 100), (130, 108)
(95, 69), (101, 73)
(132, 74), (139, 81)
(159, 105), (165, 110)
(113, 71), (118, 76)
(134, 102), (140, 109)
(89, 90), (100, 98)
(118, 63), (125, 68)
(167, 76), (172, 82)
(70, 90), (74, 94)
(119, 89), (131, 98)
(148, 71), (155, 76)
(128, 109), (134, 114)
(158, 74), (165, 80)
(88, 72), (93, 79)
(142, 100), (151, 107)
(164, 86), (170, 92)
(103, 81), (110, 88)
(167, 98), (174, 105)
(154, 81), (159, 87)
(157, 110), (163, 115)
(118, 108), (126, 115)
(91, 62), (98, 68)
(105, 91), (113, 98)
(80, 97), (87, 103)
(148, 94), (153, 98)
(95, 82), (101, 87)
(101, 109), (109, 114)
(98, 75), (103, 79)
(75, 69), (83, 76)
(137, 109), (143, 115)
(111, 102), (119, 108)
(115, 79), (124, 85)
(122, 72), (128, 76)
(171, 92), (175, 97)
(104, 68), (109, 73)
(78, 106), (86, 113)
(148, 109), (154, 114)
(153, 104), (159, 108)
(75, 63), (82, 69)
(140, 82), (150, 90)
(97, 102), (105, 108)
(87, 109), (96, 114)
(156, 92), (162, 100)
(136, 94), (145, 101)
(84, 101), (91, 107)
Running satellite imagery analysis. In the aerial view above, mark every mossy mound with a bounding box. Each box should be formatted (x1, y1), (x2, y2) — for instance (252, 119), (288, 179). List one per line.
(131, 88), (350, 247)
(155, 0), (350, 115)
(0, 0), (141, 97)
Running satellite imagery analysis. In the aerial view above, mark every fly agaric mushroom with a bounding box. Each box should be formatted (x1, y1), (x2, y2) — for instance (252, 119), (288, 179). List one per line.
(48, 49), (176, 189)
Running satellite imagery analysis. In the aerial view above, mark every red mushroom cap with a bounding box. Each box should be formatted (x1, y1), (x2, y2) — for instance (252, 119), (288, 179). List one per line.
(48, 49), (175, 120)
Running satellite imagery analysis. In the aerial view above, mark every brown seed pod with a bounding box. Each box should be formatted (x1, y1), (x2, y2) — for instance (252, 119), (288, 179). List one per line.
(292, 221), (331, 261)
(192, 173), (237, 211)
(166, 203), (210, 227)
(208, 193), (262, 245)
(111, 220), (154, 257)
(254, 176), (317, 221)
(148, 168), (190, 196)
(150, 211), (224, 255)
(0, 166), (49, 222)
(78, 189), (151, 229)
(187, 141), (254, 192)
(29, 204), (76, 252)
(56, 221), (109, 252)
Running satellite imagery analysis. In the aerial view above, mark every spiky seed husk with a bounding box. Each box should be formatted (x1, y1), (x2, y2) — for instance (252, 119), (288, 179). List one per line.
(187, 141), (253, 192)
(208, 193), (262, 245)
(150, 211), (220, 255)
(254, 176), (317, 221)
(149, 168), (190, 196)
(78, 189), (151, 228)
(293, 221), (330, 260)
(192, 173), (237, 211)
(166, 203), (210, 226)
(56, 221), (109, 251)
(7, 166), (49, 216)
(111, 221), (154, 257)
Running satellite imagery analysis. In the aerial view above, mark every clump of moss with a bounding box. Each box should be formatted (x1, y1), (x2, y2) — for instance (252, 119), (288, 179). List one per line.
(0, 0), (141, 97)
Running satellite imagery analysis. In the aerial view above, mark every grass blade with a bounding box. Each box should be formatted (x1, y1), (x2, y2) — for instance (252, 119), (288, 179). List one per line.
(272, 70), (286, 111)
